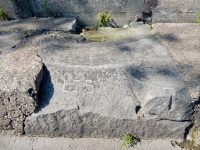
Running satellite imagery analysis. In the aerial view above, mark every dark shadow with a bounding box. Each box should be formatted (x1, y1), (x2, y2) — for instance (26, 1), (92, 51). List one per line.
(155, 33), (179, 42)
(118, 45), (132, 52)
(157, 67), (179, 78)
(142, 0), (157, 24)
(35, 64), (54, 113)
(184, 123), (194, 139)
(126, 66), (148, 81)
(107, 19), (119, 28)
(159, 33), (179, 42)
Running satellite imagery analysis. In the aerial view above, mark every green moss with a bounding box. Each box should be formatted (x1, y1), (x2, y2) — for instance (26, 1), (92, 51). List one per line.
(198, 12), (200, 25)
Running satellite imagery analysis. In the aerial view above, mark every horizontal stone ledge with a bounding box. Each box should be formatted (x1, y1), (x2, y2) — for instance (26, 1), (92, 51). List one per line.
(0, 17), (77, 32)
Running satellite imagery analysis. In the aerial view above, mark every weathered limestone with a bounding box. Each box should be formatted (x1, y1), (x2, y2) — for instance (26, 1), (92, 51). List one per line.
(0, 49), (43, 133)
(24, 32), (193, 140)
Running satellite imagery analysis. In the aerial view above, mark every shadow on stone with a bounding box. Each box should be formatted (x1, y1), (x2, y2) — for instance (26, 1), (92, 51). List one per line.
(35, 64), (54, 113)
(158, 33), (179, 42)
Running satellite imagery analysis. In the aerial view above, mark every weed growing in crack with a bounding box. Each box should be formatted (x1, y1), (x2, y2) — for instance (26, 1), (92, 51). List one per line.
(22, 31), (28, 34)
(98, 12), (110, 27)
(0, 8), (7, 20)
(121, 134), (140, 148)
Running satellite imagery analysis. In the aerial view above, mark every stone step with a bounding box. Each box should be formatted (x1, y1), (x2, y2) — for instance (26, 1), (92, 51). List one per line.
(24, 27), (193, 140)
(0, 17), (77, 32)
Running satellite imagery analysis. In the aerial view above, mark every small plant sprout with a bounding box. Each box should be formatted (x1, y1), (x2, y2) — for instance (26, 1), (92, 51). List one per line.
(0, 8), (7, 20)
(98, 12), (111, 27)
(198, 12), (200, 25)
(22, 31), (28, 34)
(121, 134), (133, 147)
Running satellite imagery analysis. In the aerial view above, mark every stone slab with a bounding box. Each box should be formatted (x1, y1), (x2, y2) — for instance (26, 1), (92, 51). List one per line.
(152, 23), (200, 145)
(152, 23), (200, 102)
(25, 33), (193, 140)
(153, 0), (200, 23)
(0, 18), (77, 32)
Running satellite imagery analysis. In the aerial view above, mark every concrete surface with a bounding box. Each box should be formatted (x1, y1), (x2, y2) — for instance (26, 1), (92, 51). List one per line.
(0, 131), (181, 150)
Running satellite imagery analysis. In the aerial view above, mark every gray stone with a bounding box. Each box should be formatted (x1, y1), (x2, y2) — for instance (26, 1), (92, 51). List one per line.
(0, 31), (24, 54)
(152, 23), (200, 145)
(0, 0), (19, 19)
(28, 0), (144, 26)
(130, 21), (144, 27)
(0, 18), (77, 32)
(153, 0), (200, 23)
(1, 0), (200, 25)
(152, 23), (200, 102)
(142, 0), (157, 14)
(25, 33), (193, 140)
(0, 48), (43, 133)
(0, 130), (183, 150)
(0, 0), (144, 26)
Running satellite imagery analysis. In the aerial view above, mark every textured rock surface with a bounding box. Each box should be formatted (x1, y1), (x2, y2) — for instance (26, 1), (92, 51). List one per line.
(153, 0), (200, 23)
(152, 23), (200, 102)
(0, 49), (43, 133)
(0, 31), (24, 54)
(152, 23), (200, 145)
(0, 0), (19, 19)
(0, 18), (77, 32)
(24, 33), (193, 140)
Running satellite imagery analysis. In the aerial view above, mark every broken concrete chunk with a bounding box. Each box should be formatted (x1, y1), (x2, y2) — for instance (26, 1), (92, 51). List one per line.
(0, 48), (43, 133)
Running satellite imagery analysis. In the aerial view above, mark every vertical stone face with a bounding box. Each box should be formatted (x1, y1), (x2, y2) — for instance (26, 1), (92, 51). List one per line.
(0, 49), (43, 133)
(143, 0), (157, 14)
(28, 0), (144, 26)
(0, 0), (145, 26)
(1, 0), (200, 24)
